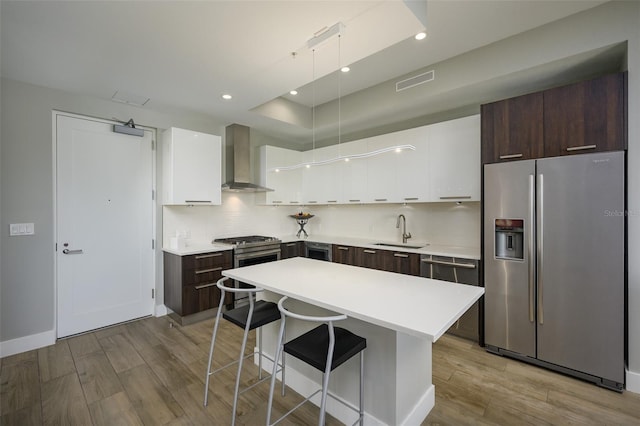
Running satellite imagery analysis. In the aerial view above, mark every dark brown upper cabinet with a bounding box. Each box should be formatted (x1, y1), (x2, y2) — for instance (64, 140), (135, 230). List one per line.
(481, 92), (544, 164)
(481, 72), (626, 164)
(543, 72), (626, 157)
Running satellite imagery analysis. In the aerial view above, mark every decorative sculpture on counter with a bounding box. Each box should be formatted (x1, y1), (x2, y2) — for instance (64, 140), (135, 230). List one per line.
(290, 212), (314, 238)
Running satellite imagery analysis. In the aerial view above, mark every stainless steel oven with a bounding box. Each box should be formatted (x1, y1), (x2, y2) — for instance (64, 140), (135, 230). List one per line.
(213, 236), (281, 307)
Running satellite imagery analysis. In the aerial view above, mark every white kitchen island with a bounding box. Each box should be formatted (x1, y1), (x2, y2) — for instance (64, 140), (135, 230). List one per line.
(222, 257), (484, 425)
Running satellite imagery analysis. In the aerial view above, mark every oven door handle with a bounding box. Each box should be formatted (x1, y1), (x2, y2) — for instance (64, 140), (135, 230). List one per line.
(234, 248), (282, 262)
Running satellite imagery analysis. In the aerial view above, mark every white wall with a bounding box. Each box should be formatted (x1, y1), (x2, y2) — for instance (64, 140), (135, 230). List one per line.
(0, 77), (226, 348)
(162, 196), (480, 248)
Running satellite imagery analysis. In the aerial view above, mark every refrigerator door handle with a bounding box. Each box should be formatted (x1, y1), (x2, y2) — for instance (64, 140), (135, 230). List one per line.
(529, 174), (535, 323)
(537, 173), (544, 325)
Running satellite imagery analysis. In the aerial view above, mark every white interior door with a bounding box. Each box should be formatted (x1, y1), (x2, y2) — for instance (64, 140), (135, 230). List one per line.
(56, 114), (154, 338)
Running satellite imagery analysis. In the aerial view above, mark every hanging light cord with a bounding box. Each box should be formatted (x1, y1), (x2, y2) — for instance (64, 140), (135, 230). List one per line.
(312, 48), (316, 163)
(338, 34), (342, 155)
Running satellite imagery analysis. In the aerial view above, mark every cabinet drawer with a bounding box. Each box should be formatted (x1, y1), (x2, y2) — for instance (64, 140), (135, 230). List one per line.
(182, 267), (226, 286)
(182, 284), (233, 316)
(182, 250), (232, 270)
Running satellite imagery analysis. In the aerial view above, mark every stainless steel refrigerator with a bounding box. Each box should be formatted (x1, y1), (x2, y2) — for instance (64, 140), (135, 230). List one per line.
(483, 151), (625, 390)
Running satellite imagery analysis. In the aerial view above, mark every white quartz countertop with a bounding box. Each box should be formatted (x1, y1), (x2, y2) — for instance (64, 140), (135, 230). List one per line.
(163, 235), (479, 259)
(162, 242), (233, 256)
(282, 234), (480, 259)
(223, 257), (484, 341)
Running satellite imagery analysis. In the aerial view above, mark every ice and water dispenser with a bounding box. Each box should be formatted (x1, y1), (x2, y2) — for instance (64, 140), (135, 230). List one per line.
(495, 219), (524, 260)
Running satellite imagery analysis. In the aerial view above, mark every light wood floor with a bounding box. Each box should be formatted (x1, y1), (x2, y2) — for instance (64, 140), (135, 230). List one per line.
(1, 314), (639, 425)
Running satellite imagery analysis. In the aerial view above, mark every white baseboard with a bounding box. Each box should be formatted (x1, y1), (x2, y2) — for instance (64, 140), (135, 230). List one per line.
(0, 329), (56, 358)
(155, 304), (168, 317)
(626, 369), (640, 394)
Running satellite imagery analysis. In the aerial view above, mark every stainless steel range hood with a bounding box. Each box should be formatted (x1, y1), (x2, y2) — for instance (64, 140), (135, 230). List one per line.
(222, 124), (273, 192)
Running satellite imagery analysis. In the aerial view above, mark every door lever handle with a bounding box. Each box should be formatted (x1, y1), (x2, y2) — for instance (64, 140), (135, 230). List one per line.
(62, 249), (83, 255)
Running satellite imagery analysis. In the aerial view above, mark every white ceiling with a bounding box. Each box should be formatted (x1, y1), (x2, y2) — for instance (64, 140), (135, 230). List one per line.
(1, 1), (609, 143)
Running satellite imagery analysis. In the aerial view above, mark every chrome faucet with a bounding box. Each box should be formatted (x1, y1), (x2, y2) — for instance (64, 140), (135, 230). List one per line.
(396, 214), (412, 243)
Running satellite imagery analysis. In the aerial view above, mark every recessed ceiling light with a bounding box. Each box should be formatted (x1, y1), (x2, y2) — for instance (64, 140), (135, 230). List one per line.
(415, 32), (427, 41)
(222, 94), (232, 100)
(341, 66), (350, 73)
(290, 90), (298, 95)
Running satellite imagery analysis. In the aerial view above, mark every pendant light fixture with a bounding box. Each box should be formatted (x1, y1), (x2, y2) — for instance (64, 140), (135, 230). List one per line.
(271, 23), (415, 173)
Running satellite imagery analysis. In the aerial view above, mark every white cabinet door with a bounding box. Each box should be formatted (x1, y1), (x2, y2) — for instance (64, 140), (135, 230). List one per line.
(428, 115), (481, 202)
(366, 135), (399, 203)
(302, 145), (341, 205)
(395, 126), (430, 202)
(162, 127), (221, 205)
(259, 145), (302, 205)
(339, 140), (369, 204)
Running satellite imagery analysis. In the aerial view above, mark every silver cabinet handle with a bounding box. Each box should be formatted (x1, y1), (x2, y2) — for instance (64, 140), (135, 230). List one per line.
(348, 199), (361, 203)
(195, 267), (222, 274)
(439, 196), (472, 200)
(374, 198), (387, 202)
(537, 173), (544, 325)
(290, 201), (300, 204)
(404, 197), (419, 201)
(499, 153), (523, 159)
(185, 200), (212, 203)
(307, 201), (317, 203)
(337, 246), (350, 251)
(363, 249), (376, 254)
(195, 253), (222, 260)
(327, 200), (338, 203)
(286, 243), (297, 247)
(195, 282), (217, 290)
(566, 144), (596, 152)
(420, 258), (476, 268)
(272, 201), (283, 204)
(528, 174), (535, 323)
(393, 253), (409, 258)
(62, 249), (83, 255)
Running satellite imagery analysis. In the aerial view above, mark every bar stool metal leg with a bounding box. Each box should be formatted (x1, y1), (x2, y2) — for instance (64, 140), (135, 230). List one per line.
(359, 352), (364, 426)
(231, 298), (255, 426)
(204, 289), (227, 407)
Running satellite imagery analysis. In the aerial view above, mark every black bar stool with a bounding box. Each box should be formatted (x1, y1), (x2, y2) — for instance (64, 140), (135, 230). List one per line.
(204, 277), (284, 426)
(266, 296), (366, 426)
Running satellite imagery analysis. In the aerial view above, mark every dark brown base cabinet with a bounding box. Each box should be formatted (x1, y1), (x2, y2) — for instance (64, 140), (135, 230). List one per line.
(281, 241), (304, 259)
(482, 72), (626, 164)
(333, 245), (356, 265)
(164, 250), (233, 324)
(338, 245), (420, 276)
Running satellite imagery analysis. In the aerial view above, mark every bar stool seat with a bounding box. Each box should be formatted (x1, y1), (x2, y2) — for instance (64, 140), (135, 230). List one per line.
(284, 324), (366, 372)
(267, 296), (366, 426)
(204, 277), (284, 426)
(223, 300), (282, 330)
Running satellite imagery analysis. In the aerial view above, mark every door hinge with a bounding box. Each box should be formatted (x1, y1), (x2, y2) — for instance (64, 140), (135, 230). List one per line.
(152, 288), (155, 299)
(151, 140), (155, 150)
(152, 239), (155, 249)
(55, 243), (58, 252)
(152, 189), (155, 200)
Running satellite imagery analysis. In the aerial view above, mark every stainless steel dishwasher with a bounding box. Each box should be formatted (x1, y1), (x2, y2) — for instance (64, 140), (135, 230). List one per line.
(420, 254), (480, 341)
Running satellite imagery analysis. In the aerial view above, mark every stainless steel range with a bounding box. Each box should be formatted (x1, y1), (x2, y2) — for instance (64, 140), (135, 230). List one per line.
(213, 235), (281, 306)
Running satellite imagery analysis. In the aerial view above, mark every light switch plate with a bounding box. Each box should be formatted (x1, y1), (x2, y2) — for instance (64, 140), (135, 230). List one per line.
(9, 223), (34, 236)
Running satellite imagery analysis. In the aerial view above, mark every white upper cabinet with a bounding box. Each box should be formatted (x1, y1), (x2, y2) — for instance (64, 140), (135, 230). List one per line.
(339, 140), (369, 203)
(428, 115), (481, 202)
(258, 145), (302, 205)
(302, 144), (341, 205)
(366, 134), (398, 203)
(256, 114), (480, 205)
(162, 127), (221, 205)
(395, 126), (430, 203)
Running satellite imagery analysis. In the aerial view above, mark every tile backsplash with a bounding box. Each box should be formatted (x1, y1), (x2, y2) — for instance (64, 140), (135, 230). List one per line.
(162, 192), (480, 248)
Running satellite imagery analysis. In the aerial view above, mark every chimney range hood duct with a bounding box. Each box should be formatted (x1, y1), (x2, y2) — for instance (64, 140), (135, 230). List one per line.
(222, 124), (273, 192)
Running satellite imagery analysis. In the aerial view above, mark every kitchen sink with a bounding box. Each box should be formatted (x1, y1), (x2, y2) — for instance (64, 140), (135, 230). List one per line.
(373, 243), (427, 249)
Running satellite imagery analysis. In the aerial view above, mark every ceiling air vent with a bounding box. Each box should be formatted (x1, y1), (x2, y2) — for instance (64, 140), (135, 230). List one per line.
(396, 70), (435, 92)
